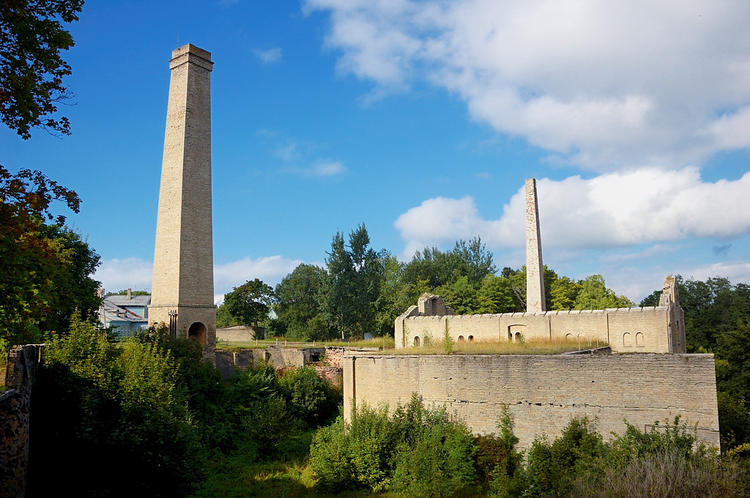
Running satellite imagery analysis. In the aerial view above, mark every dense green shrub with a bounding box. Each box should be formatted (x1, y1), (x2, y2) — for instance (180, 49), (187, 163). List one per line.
(29, 320), (343, 497)
(391, 414), (477, 496)
(522, 417), (607, 497)
(30, 317), (202, 497)
(478, 408), (527, 497)
(279, 365), (341, 427)
(309, 395), (478, 495)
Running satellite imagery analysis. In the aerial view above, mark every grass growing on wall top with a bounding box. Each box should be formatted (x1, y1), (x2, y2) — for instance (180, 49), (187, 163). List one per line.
(386, 337), (608, 355)
(216, 336), (395, 351)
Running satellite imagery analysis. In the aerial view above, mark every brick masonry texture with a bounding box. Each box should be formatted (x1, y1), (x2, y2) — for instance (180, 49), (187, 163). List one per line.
(343, 353), (720, 449)
(149, 44), (216, 355)
(1, 345), (44, 498)
(397, 305), (685, 353)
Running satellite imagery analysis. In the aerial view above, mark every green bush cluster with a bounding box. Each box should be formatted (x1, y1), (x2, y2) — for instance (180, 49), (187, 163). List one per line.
(309, 396), (749, 497)
(309, 395), (478, 495)
(28, 320), (341, 497)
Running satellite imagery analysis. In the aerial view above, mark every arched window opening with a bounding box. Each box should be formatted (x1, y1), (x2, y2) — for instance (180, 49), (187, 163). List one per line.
(623, 332), (632, 347)
(468, 335), (474, 342)
(565, 333), (574, 341)
(635, 332), (644, 346)
(413, 336), (421, 347)
(188, 322), (207, 346)
(514, 332), (523, 342)
(457, 335), (465, 342)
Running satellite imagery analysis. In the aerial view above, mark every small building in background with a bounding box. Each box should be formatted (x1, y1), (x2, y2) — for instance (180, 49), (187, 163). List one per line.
(98, 289), (150, 337)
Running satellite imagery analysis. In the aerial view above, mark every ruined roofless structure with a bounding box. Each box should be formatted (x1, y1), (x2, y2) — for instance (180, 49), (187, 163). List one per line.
(394, 178), (686, 353)
(148, 44), (216, 356)
(354, 178), (716, 449)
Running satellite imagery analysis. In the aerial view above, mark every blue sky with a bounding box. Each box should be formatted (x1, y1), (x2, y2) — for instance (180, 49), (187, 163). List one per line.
(2, 0), (750, 302)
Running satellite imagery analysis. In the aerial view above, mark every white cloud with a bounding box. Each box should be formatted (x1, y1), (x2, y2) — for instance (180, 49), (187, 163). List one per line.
(94, 255), (304, 297)
(600, 244), (680, 265)
(311, 161), (346, 176)
(253, 47), (283, 64)
(606, 260), (750, 303)
(214, 255), (304, 293)
(305, 0), (750, 170)
(394, 168), (750, 256)
(680, 261), (750, 285)
(94, 257), (153, 293)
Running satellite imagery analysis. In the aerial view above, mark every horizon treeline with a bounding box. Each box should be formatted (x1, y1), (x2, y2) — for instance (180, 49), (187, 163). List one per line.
(218, 223), (633, 340)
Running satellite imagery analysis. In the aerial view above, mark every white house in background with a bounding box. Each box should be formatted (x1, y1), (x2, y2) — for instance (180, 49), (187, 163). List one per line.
(98, 289), (150, 336)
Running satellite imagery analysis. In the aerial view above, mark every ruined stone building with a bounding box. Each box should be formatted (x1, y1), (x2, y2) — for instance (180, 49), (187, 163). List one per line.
(395, 179), (686, 354)
(345, 178), (717, 449)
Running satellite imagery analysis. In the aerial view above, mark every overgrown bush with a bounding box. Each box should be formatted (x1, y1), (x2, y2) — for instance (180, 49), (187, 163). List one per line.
(30, 317), (202, 497)
(309, 395), (478, 495)
(525, 417), (607, 496)
(575, 449), (745, 497)
(29, 320), (344, 497)
(391, 414), (477, 496)
(478, 407), (526, 496)
(279, 365), (341, 427)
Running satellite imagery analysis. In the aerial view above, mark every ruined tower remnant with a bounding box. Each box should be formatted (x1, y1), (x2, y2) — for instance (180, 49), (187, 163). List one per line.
(525, 178), (546, 313)
(148, 44), (216, 355)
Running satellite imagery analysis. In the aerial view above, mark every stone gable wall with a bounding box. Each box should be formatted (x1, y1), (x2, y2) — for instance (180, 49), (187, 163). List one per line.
(343, 352), (719, 450)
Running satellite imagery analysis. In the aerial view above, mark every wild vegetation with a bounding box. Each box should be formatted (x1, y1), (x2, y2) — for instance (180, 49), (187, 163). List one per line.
(387, 336), (606, 355)
(27, 319), (340, 497)
(217, 225), (633, 341)
(306, 396), (749, 497)
(641, 277), (750, 451)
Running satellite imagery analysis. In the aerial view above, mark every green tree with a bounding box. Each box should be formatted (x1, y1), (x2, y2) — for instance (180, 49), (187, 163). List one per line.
(1, 0), (84, 138)
(373, 253), (410, 336)
(215, 302), (239, 328)
(0, 166), (100, 349)
(477, 275), (516, 313)
(402, 237), (495, 291)
(574, 274), (633, 310)
(322, 224), (382, 339)
(549, 275), (581, 310)
(223, 278), (275, 328)
(274, 263), (328, 340)
(436, 275), (480, 314)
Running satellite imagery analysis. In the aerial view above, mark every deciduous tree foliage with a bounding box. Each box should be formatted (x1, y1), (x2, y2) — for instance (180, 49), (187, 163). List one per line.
(321, 224), (383, 339)
(223, 278), (275, 328)
(0, 0), (84, 138)
(274, 263), (328, 340)
(0, 165), (100, 349)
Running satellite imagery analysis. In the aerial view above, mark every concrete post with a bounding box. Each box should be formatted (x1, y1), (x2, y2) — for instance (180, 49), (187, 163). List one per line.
(525, 178), (546, 313)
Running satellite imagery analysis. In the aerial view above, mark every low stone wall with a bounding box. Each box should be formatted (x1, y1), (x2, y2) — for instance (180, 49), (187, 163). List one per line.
(343, 352), (720, 450)
(215, 346), (341, 379)
(1, 344), (45, 498)
(313, 365), (343, 387)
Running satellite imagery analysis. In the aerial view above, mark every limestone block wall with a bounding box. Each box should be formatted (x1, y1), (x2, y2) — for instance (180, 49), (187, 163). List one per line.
(343, 353), (720, 449)
(401, 306), (681, 353)
(1, 344), (45, 498)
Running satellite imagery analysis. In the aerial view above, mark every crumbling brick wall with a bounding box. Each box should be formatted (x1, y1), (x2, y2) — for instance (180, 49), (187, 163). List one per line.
(1, 344), (45, 498)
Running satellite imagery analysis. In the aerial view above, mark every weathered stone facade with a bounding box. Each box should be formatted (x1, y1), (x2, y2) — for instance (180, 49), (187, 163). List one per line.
(525, 178), (546, 313)
(395, 287), (686, 353)
(149, 44), (216, 357)
(343, 352), (720, 449)
(1, 345), (44, 498)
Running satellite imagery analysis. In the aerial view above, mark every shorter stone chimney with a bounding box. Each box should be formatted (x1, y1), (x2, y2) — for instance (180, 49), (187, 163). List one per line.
(127, 288), (132, 300)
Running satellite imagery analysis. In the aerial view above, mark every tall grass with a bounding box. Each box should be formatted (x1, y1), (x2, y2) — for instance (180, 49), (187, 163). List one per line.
(216, 336), (395, 351)
(387, 337), (607, 355)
